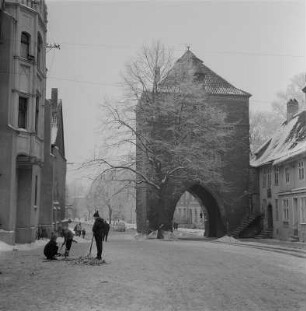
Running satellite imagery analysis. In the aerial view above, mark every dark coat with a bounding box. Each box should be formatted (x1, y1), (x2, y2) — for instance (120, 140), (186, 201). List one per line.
(92, 217), (106, 238)
(44, 240), (58, 259)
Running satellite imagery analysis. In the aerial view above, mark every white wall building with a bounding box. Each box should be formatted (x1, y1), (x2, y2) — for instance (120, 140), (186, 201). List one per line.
(251, 93), (306, 242)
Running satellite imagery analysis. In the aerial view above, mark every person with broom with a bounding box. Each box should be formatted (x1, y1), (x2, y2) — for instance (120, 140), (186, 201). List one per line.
(61, 227), (77, 257)
(92, 211), (106, 260)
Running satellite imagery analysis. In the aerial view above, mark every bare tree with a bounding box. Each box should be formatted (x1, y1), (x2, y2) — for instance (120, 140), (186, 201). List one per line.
(87, 170), (135, 224)
(249, 110), (283, 154)
(271, 72), (305, 118)
(250, 72), (305, 154)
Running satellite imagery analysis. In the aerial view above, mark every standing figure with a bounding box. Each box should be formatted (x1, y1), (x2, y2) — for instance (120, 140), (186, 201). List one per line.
(92, 211), (106, 260)
(62, 228), (77, 257)
(102, 220), (110, 242)
(44, 233), (59, 260)
(81, 228), (86, 239)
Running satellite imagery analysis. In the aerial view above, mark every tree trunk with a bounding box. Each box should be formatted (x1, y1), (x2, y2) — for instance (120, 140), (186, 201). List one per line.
(156, 197), (172, 239)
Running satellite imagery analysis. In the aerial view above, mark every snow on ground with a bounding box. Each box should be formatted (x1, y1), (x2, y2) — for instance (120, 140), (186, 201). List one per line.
(175, 228), (205, 237)
(1, 231), (306, 311)
(0, 239), (47, 253)
(215, 235), (241, 243)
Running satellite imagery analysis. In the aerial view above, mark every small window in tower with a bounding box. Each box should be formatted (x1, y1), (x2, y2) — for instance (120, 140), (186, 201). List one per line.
(37, 33), (43, 69)
(18, 97), (28, 129)
(34, 175), (38, 206)
(35, 96), (39, 133)
(20, 32), (30, 58)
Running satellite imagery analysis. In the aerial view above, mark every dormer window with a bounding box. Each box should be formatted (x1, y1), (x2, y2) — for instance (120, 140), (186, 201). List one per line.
(20, 32), (30, 58)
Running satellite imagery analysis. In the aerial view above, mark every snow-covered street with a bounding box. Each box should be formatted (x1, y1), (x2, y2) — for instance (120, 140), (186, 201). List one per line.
(1, 231), (306, 311)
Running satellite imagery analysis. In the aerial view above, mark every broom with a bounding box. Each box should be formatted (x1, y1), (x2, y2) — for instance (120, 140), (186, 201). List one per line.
(86, 236), (94, 258)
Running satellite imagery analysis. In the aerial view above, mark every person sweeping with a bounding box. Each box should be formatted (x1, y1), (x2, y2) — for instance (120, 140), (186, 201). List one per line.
(61, 227), (77, 257)
(92, 211), (106, 260)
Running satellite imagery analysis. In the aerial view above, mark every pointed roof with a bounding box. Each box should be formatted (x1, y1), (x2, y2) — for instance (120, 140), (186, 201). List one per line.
(251, 110), (306, 167)
(161, 50), (251, 97)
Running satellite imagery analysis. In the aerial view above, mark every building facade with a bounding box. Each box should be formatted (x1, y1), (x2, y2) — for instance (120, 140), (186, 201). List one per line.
(40, 88), (66, 237)
(0, 0), (48, 244)
(173, 192), (205, 229)
(251, 96), (306, 241)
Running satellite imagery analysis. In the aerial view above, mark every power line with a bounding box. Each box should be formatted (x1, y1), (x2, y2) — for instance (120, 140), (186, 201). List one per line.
(57, 42), (305, 59)
(47, 75), (122, 87)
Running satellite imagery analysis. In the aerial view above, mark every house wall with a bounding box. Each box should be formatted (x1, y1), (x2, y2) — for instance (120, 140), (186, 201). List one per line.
(40, 100), (54, 236)
(259, 156), (306, 241)
(0, 1), (47, 244)
(0, 10), (16, 244)
(52, 146), (67, 223)
(209, 95), (251, 230)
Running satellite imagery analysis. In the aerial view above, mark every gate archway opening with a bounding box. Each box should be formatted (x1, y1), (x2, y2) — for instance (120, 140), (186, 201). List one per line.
(173, 191), (207, 235)
(172, 184), (225, 238)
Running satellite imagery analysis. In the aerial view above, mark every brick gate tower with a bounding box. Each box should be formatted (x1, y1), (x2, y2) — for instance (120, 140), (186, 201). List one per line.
(136, 50), (251, 237)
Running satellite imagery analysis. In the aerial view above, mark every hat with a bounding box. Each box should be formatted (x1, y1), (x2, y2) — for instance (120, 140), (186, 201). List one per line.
(93, 211), (100, 218)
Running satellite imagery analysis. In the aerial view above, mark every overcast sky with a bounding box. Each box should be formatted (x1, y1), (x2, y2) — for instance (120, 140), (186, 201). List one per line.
(45, 0), (306, 166)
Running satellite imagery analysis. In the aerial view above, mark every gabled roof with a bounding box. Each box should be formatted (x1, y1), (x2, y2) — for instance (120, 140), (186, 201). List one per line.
(161, 50), (251, 97)
(251, 110), (306, 167)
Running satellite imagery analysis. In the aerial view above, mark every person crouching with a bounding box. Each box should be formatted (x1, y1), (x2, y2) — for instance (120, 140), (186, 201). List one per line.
(44, 233), (59, 260)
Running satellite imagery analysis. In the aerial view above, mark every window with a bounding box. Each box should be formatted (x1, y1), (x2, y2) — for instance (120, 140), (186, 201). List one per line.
(298, 161), (305, 180)
(282, 199), (289, 222)
(37, 33), (43, 69)
(34, 175), (38, 206)
(285, 167), (290, 184)
(275, 199), (279, 221)
(20, 32), (30, 58)
(301, 197), (306, 223)
(262, 168), (267, 188)
(262, 199), (267, 214)
(18, 97), (28, 129)
(267, 167), (271, 188)
(35, 96), (39, 133)
(274, 166), (279, 186)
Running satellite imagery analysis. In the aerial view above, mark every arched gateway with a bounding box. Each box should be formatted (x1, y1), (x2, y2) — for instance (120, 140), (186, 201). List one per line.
(135, 50), (251, 237)
(173, 184), (225, 237)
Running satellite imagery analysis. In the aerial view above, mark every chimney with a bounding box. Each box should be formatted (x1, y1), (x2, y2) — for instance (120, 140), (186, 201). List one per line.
(51, 88), (58, 108)
(287, 99), (299, 121)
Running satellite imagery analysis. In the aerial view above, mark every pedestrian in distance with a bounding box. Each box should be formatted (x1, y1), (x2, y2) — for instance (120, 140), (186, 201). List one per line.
(92, 211), (107, 260)
(43, 233), (60, 260)
(102, 220), (110, 242)
(81, 228), (86, 239)
(61, 228), (77, 257)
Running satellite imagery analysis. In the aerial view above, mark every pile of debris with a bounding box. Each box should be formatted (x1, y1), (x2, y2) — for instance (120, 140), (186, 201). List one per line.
(68, 256), (107, 266)
(215, 235), (241, 244)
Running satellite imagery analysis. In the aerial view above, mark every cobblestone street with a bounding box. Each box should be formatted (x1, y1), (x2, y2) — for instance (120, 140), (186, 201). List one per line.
(1, 231), (306, 311)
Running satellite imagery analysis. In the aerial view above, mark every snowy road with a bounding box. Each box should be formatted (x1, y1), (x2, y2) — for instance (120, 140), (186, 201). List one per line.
(1, 231), (306, 311)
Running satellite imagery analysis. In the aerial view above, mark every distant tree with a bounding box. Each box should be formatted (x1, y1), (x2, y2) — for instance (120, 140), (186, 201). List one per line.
(271, 72), (305, 118)
(249, 110), (283, 154)
(89, 41), (235, 237)
(250, 72), (305, 154)
(87, 170), (135, 224)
